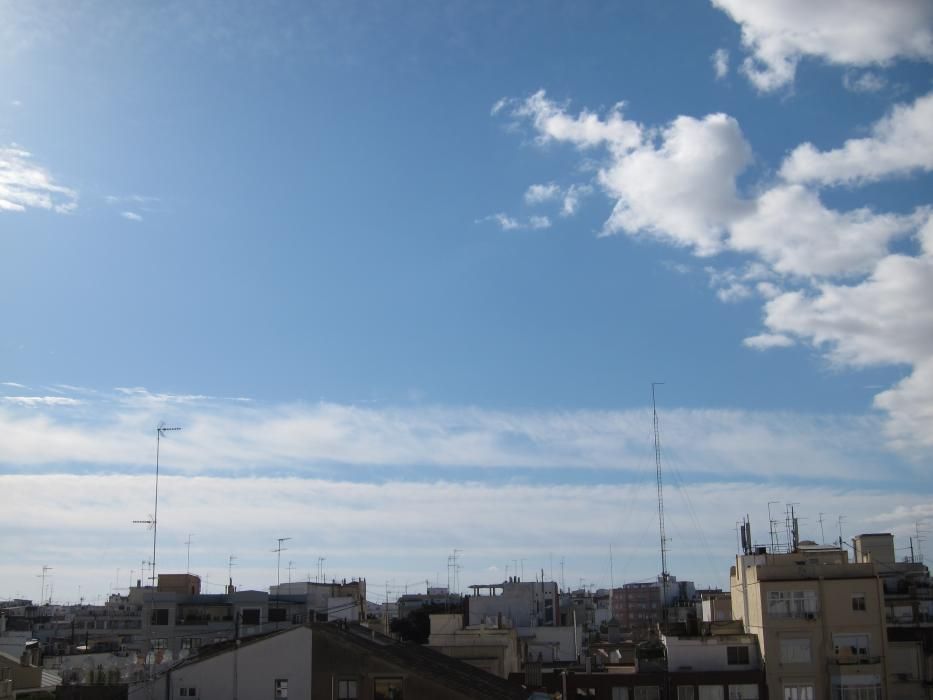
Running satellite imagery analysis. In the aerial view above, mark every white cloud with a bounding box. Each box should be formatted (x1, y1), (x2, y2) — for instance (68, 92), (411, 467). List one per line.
(508, 90), (643, 153)
(0, 146), (77, 213)
(0, 389), (901, 482)
(561, 184), (592, 216)
(0, 473), (925, 603)
(2, 382), (28, 388)
(478, 212), (551, 231)
(759, 228), (933, 369)
(706, 263), (775, 303)
(121, 211), (143, 222)
(711, 0), (933, 91)
(1, 396), (82, 407)
(842, 71), (887, 94)
(729, 185), (923, 277)
(743, 333), (794, 350)
(781, 92), (933, 186)
(599, 113), (754, 254)
(524, 183), (561, 205)
(499, 90), (933, 453)
(712, 48), (729, 79)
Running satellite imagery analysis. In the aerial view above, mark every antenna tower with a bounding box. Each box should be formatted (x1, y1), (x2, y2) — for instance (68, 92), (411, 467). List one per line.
(651, 383), (670, 606)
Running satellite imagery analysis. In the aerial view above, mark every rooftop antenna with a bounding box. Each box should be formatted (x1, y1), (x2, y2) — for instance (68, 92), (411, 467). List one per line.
(273, 537), (291, 591)
(37, 566), (52, 605)
(818, 513), (826, 544)
(316, 557), (326, 584)
(609, 544), (615, 595)
(227, 555), (237, 592)
(837, 515), (847, 549)
(916, 522), (929, 564)
(287, 561), (295, 585)
(133, 424), (181, 587)
(184, 534), (194, 574)
(651, 382), (670, 610)
(767, 501), (780, 552)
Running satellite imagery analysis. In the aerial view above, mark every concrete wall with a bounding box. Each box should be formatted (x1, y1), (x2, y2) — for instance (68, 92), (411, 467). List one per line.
(131, 626), (313, 700)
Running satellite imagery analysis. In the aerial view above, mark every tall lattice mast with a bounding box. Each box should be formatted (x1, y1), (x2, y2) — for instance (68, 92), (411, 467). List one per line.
(651, 383), (670, 609)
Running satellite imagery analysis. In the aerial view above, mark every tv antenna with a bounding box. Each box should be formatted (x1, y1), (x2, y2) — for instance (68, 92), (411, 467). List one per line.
(133, 424), (181, 587)
(37, 566), (53, 605)
(273, 537), (291, 590)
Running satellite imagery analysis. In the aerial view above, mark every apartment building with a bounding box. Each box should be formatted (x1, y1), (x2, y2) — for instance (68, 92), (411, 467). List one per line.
(611, 577), (696, 632)
(730, 541), (889, 699)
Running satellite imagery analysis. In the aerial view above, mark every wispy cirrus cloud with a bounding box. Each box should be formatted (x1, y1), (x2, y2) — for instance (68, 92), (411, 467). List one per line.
(0, 386), (909, 483)
(477, 212), (551, 231)
(0, 146), (77, 214)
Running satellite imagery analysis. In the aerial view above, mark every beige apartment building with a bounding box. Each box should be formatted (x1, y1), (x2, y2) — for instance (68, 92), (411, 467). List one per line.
(731, 541), (890, 700)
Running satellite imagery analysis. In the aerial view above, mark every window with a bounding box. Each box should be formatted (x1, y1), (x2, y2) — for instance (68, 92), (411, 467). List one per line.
(780, 637), (812, 663)
(728, 685), (758, 700)
(374, 677), (404, 700)
(677, 687), (696, 700)
(851, 594), (866, 612)
(831, 682), (881, 700)
(240, 608), (260, 625)
(151, 608), (169, 625)
(783, 685), (814, 700)
(833, 633), (870, 657)
(150, 638), (167, 650)
(337, 680), (358, 700)
(611, 689), (629, 700)
(181, 638), (201, 650)
(268, 608), (287, 622)
(179, 689), (197, 697)
(274, 679), (288, 698)
(634, 688), (660, 700)
(727, 646), (750, 665)
(698, 687), (724, 700)
(768, 590), (818, 618)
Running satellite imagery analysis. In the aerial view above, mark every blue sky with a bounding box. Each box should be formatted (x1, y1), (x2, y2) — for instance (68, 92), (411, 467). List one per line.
(1, 0), (932, 603)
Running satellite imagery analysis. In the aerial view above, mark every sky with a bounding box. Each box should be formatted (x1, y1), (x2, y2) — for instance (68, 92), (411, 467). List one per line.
(1, 0), (932, 605)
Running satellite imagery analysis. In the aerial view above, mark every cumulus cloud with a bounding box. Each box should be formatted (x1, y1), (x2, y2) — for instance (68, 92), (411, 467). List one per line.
(497, 90), (933, 454)
(711, 0), (933, 91)
(781, 92), (933, 186)
(501, 92), (753, 255)
(121, 211), (143, 222)
(712, 48), (729, 79)
(729, 185), (924, 277)
(0, 146), (77, 213)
